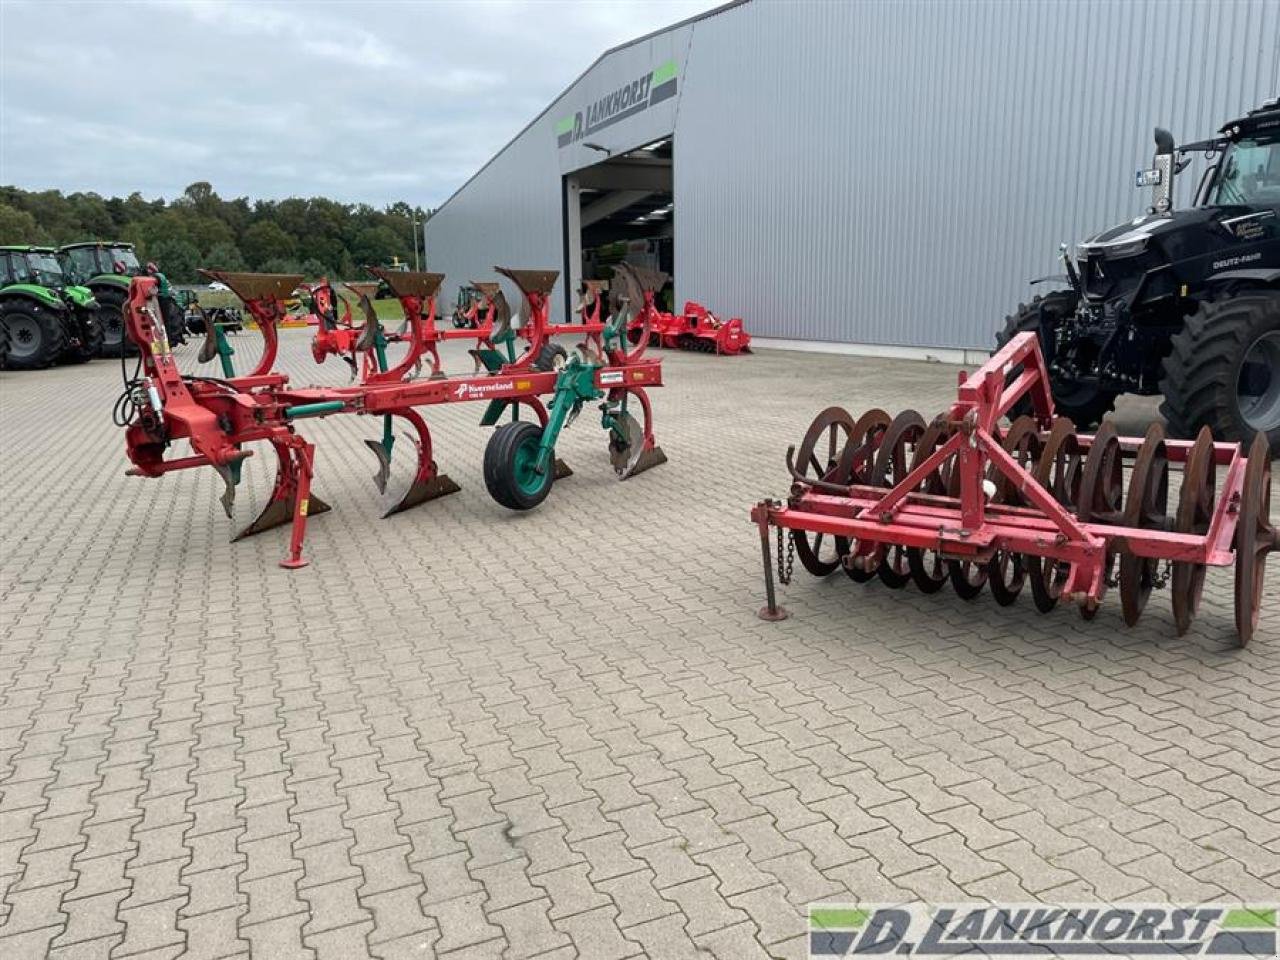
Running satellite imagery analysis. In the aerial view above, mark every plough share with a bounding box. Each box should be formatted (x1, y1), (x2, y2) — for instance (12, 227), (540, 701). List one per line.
(117, 263), (667, 568)
(751, 332), (1275, 645)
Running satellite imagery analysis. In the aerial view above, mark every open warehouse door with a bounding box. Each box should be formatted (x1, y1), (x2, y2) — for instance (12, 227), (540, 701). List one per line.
(563, 137), (673, 320)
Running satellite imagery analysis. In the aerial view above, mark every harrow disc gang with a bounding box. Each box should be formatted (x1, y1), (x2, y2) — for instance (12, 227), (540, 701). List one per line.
(751, 332), (1275, 645)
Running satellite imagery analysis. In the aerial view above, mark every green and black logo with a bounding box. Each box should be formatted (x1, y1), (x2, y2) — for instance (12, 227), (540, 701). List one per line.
(555, 60), (677, 148)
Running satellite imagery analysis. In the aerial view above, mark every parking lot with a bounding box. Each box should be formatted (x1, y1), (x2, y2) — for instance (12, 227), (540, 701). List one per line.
(1, 333), (1278, 960)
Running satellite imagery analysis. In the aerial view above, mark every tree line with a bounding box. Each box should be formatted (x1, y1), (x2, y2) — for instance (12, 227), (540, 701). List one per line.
(0, 182), (430, 283)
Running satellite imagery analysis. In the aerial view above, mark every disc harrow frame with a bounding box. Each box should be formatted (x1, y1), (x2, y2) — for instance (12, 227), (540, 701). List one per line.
(751, 332), (1275, 645)
(118, 263), (667, 569)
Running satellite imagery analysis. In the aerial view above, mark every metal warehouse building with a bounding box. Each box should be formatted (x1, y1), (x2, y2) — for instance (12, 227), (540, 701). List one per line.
(423, 0), (1280, 359)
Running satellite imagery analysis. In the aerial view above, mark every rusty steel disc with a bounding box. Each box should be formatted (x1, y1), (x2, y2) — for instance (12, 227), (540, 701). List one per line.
(868, 410), (926, 589)
(1117, 423), (1170, 627)
(1028, 418), (1082, 613)
(1171, 427), (1217, 636)
(988, 415), (1041, 606)
(1075, 420), (1124, 619)
(906, 416), (953, 593)
(1234, 432), (1273, 647)
(836, 408), (892, 582)
(790, 407), (858, 576)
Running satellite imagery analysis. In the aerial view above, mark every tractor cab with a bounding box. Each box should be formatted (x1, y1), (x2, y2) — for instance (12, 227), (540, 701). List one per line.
(58, 241), (143, 284)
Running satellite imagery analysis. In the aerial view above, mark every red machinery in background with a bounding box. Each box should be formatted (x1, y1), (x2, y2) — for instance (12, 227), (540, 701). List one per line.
(751, 332), (1274, 646)
(118, 263), (668, 568)
(650, 301), (752, 355)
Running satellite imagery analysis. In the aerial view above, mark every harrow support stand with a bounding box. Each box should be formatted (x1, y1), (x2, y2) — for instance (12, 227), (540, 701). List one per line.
(756, 501), (788, 621)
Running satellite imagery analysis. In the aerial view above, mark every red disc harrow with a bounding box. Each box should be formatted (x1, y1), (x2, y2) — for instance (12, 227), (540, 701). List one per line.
(751, 333), (1275, 645)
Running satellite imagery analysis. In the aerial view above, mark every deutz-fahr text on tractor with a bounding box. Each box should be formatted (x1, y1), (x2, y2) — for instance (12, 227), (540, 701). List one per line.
(0, 245), (102, 369)
(58, 241), (186, 356)
(999, 98), (1280, 452)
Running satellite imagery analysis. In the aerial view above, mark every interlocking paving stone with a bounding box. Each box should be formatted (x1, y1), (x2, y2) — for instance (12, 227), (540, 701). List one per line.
(1, 336), (1277, 958)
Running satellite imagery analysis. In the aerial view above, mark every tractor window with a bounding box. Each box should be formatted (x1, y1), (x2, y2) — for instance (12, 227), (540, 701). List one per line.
(1210, 137), (1280, 206)
(23, 252), (63, 286)
(108, 247), (141, 272)
(0, 254), (13, 286)
(63, 247), (99, 282)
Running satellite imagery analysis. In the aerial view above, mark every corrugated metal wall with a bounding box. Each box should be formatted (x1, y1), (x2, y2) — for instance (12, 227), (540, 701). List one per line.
(427, 0), (1280, 348)
(677, 0), (1280, 347)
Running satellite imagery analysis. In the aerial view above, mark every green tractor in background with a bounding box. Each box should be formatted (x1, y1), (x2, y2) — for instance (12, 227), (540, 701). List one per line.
(0, 245), (102, 370)
(58, 241), (186, 356)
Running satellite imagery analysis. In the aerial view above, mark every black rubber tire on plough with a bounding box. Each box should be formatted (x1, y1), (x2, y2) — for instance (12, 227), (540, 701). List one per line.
(1159, 291), (1280, 453)
(998, 293), (1118, 429)
(0, 300), (67, 370)
(484, 420), (554, 511)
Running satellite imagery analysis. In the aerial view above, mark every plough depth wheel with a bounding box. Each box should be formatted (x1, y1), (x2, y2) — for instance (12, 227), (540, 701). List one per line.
(484, 421), (554, 510)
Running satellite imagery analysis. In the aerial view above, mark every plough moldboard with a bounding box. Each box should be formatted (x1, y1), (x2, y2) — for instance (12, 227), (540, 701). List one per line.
(752, 333), (1276, 646)
(117, 262), (668, 568)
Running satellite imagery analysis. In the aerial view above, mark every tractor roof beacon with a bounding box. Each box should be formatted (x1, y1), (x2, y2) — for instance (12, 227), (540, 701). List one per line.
(998, 97), (1280, 453)
(0, 244), (102, 369)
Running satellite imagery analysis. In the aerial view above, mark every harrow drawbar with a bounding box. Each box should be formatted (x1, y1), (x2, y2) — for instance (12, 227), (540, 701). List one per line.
(751, 333), (1275, 645)
(117, 262), (669, 568)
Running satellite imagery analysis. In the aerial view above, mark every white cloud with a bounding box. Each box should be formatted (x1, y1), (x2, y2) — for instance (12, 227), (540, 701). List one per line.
(0, 0), (721, 206)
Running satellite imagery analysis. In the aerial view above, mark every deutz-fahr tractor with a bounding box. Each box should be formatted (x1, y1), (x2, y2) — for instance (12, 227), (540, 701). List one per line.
(0, 245), (102, 369)
(58, 241), (186, 356)
(999, 98), (1280, 452)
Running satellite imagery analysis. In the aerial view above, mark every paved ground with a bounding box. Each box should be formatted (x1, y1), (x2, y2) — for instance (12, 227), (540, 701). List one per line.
(1, 332), (1277, 960)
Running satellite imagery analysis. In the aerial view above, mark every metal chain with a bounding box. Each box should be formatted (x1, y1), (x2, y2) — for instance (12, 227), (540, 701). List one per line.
(1152, 558), (1173, 589)
(776, 527), (795, 586)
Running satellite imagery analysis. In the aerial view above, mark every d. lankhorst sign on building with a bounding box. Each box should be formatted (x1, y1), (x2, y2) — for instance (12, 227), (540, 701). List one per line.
(555, 60), (678, 148)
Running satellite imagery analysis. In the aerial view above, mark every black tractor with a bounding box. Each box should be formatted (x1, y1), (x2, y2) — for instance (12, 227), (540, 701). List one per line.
(999, 98), (1280, 452)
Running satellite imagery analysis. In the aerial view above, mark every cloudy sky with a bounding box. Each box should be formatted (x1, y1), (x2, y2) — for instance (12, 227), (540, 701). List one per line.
(0, 0), (719, 208)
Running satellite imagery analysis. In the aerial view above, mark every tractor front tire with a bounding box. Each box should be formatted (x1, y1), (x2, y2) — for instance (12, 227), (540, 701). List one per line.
(0, 300), (67, 370)
(997, 293), (1118, 428)
(95, 287), (136, 358)
(484, 420), (555, 510)
(1159, 291), (1280, 452)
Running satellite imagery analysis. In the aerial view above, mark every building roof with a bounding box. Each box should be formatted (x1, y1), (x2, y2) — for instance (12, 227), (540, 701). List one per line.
(427, 0), (749, 220)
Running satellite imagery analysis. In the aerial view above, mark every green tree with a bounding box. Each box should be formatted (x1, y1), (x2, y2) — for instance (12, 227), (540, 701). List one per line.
(148, 238), (202, 283)
(205, 240), (247, 272)
(241, 220), (296, 269)
(0, 202), (47, 244)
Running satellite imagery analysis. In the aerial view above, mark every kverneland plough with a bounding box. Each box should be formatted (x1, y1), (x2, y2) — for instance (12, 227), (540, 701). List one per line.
(116, 263), (667, 568)
(751, 332), (1276, 645)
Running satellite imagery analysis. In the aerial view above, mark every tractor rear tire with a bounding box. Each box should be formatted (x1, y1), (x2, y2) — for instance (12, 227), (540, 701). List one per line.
(0, 300), (66, 370)
(997, 293), (1118, 428)
(63, 309), (104, 364)
(484, 420), (555, 510)
(95, 287), (136, 357)
(1159, 292), (1280, 452)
